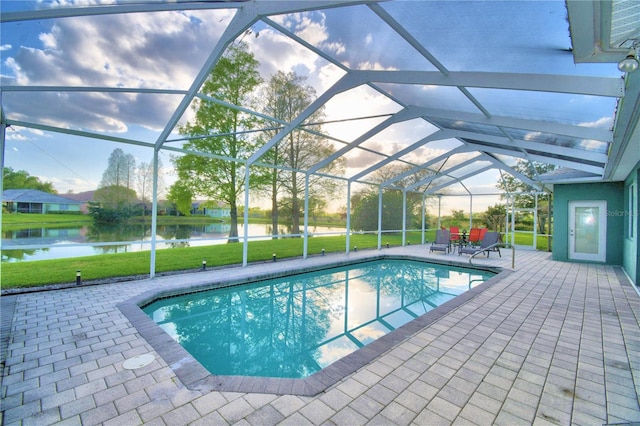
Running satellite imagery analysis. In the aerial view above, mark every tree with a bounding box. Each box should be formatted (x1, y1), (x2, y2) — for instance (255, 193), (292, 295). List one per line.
(350, 165), (427, 232)
(90, 185), (139, 223)
(450, 209), (465, 225)
(174, 42), (266, 242)
(167, 180), (194, 216)
(136, 158), (165, 216)
(3, 167), (56, 193)
(259, 71), (343, 237)
(482, 203), (507, 231)
(351, 188), (422, 232)
(496, 159), (555, 233)
(100, 148), (136, 205)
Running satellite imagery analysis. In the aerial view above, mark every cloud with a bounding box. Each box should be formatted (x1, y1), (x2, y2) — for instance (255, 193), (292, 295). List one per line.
(579, 116), (612, 129)
(272, 11), (346, 57)
(578, 139), (608, 151)
(3, 8), (232, 132)
(45, 176), (99, 194)
(365, 34), (373, 45)
(6, 131), (28, 142)
(5, 126), (46, 141)
(0, 44), (11, 51)
(249, 28), (321, 80)
(251, 10), (344, 82)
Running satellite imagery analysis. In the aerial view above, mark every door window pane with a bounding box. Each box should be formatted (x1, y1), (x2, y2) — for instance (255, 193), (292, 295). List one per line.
(575, 207), (599, 254)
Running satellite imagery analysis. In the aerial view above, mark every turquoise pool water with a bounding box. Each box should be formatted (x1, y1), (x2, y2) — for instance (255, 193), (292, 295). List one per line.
(143, 259), (494, 379)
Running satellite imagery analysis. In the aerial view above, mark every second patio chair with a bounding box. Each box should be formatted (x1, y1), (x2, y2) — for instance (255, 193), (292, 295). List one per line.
(430, 229), (450, 254)
(459, 231), (501, 257)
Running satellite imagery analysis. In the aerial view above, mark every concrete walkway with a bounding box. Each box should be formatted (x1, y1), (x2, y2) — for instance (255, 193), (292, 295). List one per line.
(1, 248), (639, 425)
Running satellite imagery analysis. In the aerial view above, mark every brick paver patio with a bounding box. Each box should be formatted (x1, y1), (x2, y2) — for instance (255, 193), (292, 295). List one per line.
(1, 247), (639, 425)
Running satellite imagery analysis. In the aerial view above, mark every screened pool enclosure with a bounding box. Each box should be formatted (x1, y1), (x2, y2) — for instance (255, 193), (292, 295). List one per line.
(1, 1), (638, 276)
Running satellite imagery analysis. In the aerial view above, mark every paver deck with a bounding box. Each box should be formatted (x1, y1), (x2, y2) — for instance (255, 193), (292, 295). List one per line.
(1, 247), (639, 425)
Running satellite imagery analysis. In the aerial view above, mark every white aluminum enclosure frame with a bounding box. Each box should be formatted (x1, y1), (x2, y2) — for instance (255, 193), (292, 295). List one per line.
(1, 0), (636, 277)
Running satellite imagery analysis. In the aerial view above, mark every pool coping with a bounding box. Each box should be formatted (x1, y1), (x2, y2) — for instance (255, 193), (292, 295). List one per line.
(117, 253), (511, 396)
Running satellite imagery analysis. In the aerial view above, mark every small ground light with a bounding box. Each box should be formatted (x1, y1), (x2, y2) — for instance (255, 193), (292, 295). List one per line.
(322, 248), (325, 256)
(272, 253), (277, 262)
(76, 270), (81, 285)
(386, 242), (389, 248)
(202, 259), (206, 270)
(354, 246), (357, 252)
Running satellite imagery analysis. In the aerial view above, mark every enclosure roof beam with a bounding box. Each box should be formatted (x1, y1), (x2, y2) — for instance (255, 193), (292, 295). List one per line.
(194, 94), (399, 169)
(423, 165), (494, 195)
(404, 155), (483, 191)
(0, 86), (189, 95)
(348, 129), (452, 182)
(378, 145), (473, 188)
(310, 107), (419, 173)
(308, 106), (422, 174)
(463, 140), (604, 176)
(1, 0), (370, 23)
(196, 94), (289, 126)
(262, 16), (351, 75)
(6, 119), (155, 149)
(6, 118), (249, 165)
(154, 6), (257, 151)
(411, 106), (612, 142)
(485, 155), (543, 191)
(246, 72), (364, 165)
(0, 1), (245, 22)
(450, 130), (609, 164)
(368, 3), (449, 75)
(354, 70), (624, 98)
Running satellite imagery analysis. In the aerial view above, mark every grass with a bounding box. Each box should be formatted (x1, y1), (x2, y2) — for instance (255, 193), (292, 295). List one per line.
(510, 232), (552, 251)
(1, 213), (92, 230)
(1, 232), (427, 289)
(1, 214), (551, 290)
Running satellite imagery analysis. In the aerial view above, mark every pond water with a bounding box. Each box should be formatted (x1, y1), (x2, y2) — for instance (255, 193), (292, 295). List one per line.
(1, 223), (347, 263)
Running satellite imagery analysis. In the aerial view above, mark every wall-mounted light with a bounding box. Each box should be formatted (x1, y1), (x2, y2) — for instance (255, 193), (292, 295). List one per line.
(618, 48), (639, 73)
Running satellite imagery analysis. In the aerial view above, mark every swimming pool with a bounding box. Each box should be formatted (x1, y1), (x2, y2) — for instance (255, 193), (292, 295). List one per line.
(141, 258), (495, 380)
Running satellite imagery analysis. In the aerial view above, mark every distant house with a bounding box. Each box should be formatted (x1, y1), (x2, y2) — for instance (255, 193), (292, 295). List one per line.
(2, 189), (82, 214)
(62, 190), (95, 214)
(190, 200), (231, 218)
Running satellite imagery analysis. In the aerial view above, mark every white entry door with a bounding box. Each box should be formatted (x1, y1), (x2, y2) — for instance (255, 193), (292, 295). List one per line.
(568, 200), (607, 262)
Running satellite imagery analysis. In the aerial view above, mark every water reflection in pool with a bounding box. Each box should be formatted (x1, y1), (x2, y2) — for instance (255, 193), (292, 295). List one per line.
(143, 259), (493, 379)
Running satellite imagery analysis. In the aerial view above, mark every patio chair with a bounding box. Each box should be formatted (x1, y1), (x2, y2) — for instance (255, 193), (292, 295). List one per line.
(459, 231), (501, 257)
(449, 226), (460, 245)
(430, 229), (450, 254)
(478, 227), (488, 242)
(467, 228), (481, 246)
(468, 228), (488, 247)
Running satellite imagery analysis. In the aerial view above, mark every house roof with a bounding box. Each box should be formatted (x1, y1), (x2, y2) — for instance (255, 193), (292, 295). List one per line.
(1, 1), (639, 196)
(2, 189), (82, 204)
(63, 191), (96, 203)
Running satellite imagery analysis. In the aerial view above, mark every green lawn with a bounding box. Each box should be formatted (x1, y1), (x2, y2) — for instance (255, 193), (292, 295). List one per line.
(1, 213), (92, 230)
(1, 214), (551, 289)
(1, 233), (425, 289)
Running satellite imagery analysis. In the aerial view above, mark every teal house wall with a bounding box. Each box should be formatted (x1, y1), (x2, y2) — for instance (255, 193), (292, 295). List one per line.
(623, 163), (639, 286)
(43, 203), (81, 213)
(553, 182), (625, 265)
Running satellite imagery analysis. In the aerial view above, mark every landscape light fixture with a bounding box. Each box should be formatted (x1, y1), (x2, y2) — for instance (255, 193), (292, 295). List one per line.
(618, 47), (639, 73)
